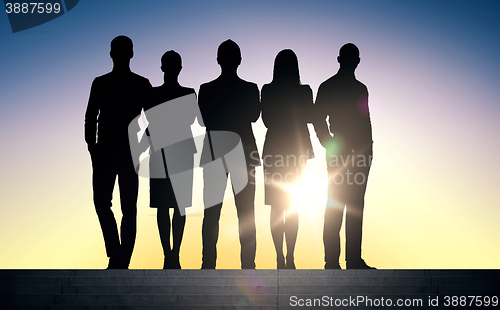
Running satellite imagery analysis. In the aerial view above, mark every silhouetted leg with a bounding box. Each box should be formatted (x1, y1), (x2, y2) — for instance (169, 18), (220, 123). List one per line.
(323, 206), (344, 268)
(323, 178), (344, 269)
(270, 204), (285, 269)
(157, 207), (171, 268)
(284, 205), (298, 269)
(202, 202), (222, 269)
(92, 149), (120, 261)
(344, 159), (375, 269)
(233, 167), (257, 269)
(345, 197), (364, 262)
(172, 207), (185, 269)
(117, 156), (139, 268)
(201, 162), (228, 269)
(345, 165), (369, 263)
(283, 165), (303, 269)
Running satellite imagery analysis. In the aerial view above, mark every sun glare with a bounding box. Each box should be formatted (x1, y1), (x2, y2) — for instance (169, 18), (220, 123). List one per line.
(281, 172), (326, 214)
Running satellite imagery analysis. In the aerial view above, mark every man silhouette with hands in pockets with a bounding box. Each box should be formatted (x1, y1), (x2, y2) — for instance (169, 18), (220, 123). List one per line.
(199, 39), (261, 269)
(314, 43), (375, 269)
(85, 35), (152, 269)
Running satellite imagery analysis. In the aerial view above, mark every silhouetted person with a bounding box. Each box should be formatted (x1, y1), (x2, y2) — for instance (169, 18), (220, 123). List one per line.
(85, 36), (152, 269)
(261, 49), (314, 269)
(199, 39), (261, 269)
(314, 43), (375, 269)
(142, 51), (198, 269)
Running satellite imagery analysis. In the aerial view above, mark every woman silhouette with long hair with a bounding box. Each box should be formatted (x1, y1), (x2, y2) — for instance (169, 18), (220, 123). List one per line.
(261, 49), (314, 269)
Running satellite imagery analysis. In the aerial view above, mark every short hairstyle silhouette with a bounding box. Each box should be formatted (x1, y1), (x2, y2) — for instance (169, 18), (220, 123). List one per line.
(161, 50), (182, 77)
(272, 49), (301, 85)
(161, 50), (182, 68)
(217, 39), (241, 67)
(110, 35), (133, 60)
(338, 43), (360, 66)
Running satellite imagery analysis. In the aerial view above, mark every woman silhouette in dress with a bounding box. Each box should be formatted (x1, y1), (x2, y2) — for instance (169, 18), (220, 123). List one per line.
(261, 49), (314, 269)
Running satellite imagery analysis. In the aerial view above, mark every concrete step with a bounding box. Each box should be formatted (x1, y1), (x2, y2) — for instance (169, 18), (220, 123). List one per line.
(278, 269), (426, 277)
(1, 269), (498, 309)
(0, 276), (69, 285)
(430, 276), (500, 286)
(279, 285), (438, 295)
(0, 294), (56, 306)
(68, 276), (277, 286)
(48, 307), (277, 310)
(0, 285), (62, 295)
(61, 284), (440, 295)
(438, 285), (500, 295)
(62, 285), (277, 295)
(54, 294), (277, 306)
(425, 269), (500, 277)
(73, 269), (277, 277)
(0, 270), (74, 277)
(279, 276), (431, 286)
(0, 306), (49, 310)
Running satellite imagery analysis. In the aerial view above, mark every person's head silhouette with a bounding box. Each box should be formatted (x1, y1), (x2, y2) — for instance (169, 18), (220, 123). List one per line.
(272, 49), (300, 85)
(217, 39), (241, 73)
(161, 50), (182, 82)
(110, 35), (133, 69)
(338, 43), (360, 71)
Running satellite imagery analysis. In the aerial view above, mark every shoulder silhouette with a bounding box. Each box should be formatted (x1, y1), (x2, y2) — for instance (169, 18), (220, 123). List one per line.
(315, 43), (371, 149)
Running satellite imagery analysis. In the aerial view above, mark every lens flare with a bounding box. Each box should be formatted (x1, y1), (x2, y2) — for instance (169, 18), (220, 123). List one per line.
(234, 273), (271, 306)
(325, 134), (345, 157)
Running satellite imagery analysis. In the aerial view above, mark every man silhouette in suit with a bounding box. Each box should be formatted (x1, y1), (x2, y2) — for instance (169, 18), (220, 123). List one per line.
(85, 35), (152, 269)
(199, 39), (261, 269)
(314, 43), (375, 269)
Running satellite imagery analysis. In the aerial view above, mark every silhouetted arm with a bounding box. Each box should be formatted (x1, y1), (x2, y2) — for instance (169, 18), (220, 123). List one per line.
(197, 85), (209, 128)
(261, 84), (284, 129)
(198, 84), (217, 129)
(301, 85), (314, 124)
(84, 78), (100, 153)
(192, 92), (204, 127)
(260, 84), (274, 129)
(248, 83), (261, 123)
(313, 84), (332, 148)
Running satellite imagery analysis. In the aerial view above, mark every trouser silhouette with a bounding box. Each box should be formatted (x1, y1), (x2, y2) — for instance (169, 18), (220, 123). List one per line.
(91, 143), (138, 266)
(323, 160), (370, 265)
(202, 166), (256, 269)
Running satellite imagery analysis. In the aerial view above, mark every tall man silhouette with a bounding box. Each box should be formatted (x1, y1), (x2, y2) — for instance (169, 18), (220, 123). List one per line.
(314, 43), (375, 269)
(85, 36), (152, 269)
(199, 39), (261, 269)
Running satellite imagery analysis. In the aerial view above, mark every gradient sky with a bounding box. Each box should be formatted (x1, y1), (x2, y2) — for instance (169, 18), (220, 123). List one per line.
(0, 0), (499, 269)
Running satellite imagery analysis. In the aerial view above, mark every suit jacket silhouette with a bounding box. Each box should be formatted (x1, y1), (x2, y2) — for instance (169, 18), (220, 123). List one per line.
(198, 76), (261, 167)
(85, 69), (152, 148)
(315, 74), (372, 152)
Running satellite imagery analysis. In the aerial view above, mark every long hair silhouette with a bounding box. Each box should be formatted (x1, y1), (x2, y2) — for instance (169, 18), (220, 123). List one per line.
(272, 49), (301, 85)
